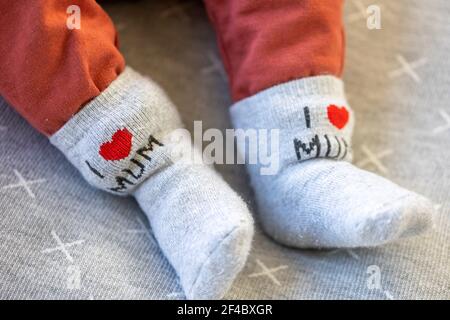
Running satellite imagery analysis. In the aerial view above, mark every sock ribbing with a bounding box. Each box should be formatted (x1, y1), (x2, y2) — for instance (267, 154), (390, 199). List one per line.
(230, 76), (354, 170)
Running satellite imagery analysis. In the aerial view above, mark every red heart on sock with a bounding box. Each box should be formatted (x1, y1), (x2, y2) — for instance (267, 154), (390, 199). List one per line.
(327, 105), (349, 129)
(99, 128), (133, 161)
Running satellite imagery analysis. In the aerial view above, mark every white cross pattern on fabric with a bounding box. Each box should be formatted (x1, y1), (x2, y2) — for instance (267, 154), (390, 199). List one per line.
(384, 290), (394, 300)
(326, 249), (361, 261)
(166, 291), (185, 299)
(356, 145), (392, 175)
(248, 259), (288, 286)
(345, 249), (361, 261)
(126, 217), (157, 244)
(42, 230), (85, 263)
(347, 0), (370, 23)
(1, 169), (46, 199)
(201, 52), (228, 82)
(0, 125), (7, 132)
(389, 55), (427, 83)
(115, 22), (126, 32)
(160, 1), (194, 20)
(432, 109), (450, 135)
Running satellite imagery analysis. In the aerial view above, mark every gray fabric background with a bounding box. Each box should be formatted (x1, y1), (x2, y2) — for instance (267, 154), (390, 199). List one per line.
(0, 0), (449, 299)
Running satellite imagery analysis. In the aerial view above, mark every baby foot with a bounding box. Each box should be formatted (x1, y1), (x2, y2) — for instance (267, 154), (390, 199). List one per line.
(231, 75), (435, 248)
(51, 67), (254, 299)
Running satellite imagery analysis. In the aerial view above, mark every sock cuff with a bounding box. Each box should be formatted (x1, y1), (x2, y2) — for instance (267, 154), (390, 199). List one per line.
(51, 67), (182, 151)
(231, 75), (346, 114)
(50, 67), (183, 194)
(230, 76), (354, 171)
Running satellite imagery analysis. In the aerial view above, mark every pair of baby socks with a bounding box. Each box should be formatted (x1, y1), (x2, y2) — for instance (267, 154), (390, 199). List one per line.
(51, 67), (435, 299)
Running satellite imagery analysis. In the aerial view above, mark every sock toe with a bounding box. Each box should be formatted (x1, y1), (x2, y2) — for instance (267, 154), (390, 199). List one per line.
(253, 160), (435, 249)
(186, 218), (254, 300)
(355, 194), (435, 247)
(135, 160), (254, 300)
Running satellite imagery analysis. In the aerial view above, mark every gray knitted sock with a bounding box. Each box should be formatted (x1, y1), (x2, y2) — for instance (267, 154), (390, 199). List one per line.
(50, 67), (253, 299)
(231, 76), (435, 248)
